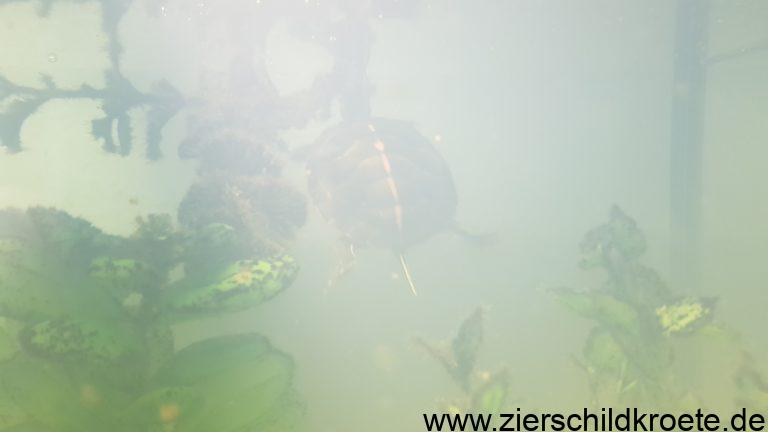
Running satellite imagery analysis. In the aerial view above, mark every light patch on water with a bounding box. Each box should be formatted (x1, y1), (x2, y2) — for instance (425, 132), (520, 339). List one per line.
(0, 1), (110, 90)
(0, 98), (196, 235)
(265, 19), (334, 97)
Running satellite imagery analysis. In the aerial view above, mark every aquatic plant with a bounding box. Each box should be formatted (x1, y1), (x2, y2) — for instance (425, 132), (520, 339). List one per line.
(0, 0), (377, 160)
(0, 2), (429, 430)
(0, 0), (184, 159)
(551, 206), (722, 409)
(0, 207), (303, 431)
(417, 309), (518, 423)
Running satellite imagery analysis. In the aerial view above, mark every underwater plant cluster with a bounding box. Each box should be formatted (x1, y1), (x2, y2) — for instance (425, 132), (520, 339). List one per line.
(0, 0), (348, 429)
(3, 0), (768, 431)
(0, 207), (304, 431)
(0, 0), (425, 429)
(420, 207), (768, 423)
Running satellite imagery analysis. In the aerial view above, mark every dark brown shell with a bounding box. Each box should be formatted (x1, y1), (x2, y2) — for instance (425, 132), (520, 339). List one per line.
(307, 118), (457, 251)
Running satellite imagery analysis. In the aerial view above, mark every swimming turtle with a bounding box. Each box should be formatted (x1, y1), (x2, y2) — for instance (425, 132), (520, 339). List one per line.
(306, 118), (458, 295)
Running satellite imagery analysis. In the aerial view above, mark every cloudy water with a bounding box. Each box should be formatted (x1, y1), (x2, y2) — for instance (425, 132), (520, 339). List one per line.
(1, 1), (767, 432)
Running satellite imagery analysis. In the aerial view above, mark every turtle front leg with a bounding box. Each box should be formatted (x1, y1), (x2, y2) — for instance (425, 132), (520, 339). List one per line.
(326, 240), (358, 292)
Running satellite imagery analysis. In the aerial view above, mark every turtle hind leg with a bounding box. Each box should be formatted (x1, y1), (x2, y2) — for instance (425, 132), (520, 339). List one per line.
(449, 224), (496, 247)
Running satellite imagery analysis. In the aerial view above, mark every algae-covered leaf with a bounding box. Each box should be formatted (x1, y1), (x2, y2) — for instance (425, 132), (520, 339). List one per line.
(162, 255), (299, 321)
(153, 334), (302, 432)
(89, 257), (161, 318)
(579, 206), (646, 269)
(18, 317), (143, 366)
(89, 257), (159, 300)
(655, 297), (716, 336)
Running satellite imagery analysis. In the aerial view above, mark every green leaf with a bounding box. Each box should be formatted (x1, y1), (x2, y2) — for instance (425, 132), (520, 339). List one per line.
(552, 289), (638, 333)
(583, 329), (626, 374)
(470, 372), (509, 415)
(451, 308), (483, 390)
(152, 334), (302, 432)
(155, 334), (281, 387)
(551, 288), (597, 317)
(591, 294), (639, 333)
(578, 206), (646, 268)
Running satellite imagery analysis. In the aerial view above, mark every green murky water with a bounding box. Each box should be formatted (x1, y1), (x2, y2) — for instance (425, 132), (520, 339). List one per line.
(1, 1), (767, 431)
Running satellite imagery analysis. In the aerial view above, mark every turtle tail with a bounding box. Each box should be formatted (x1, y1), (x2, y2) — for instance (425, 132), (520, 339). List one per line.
(399, 253), (418, 297)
